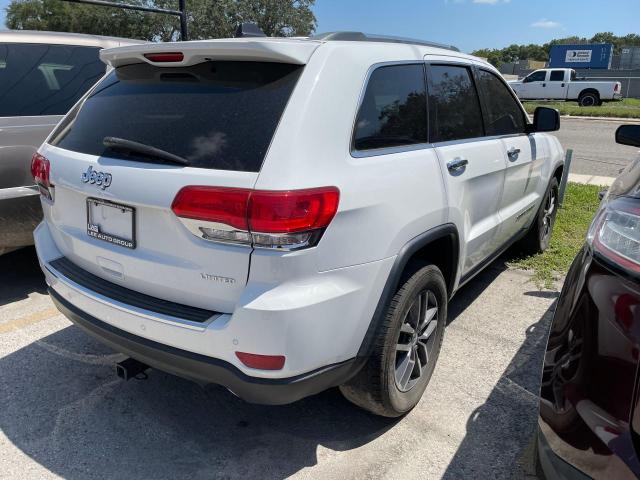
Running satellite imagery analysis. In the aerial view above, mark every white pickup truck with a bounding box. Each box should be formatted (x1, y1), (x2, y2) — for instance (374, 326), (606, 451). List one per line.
(509, 68), (622, 106)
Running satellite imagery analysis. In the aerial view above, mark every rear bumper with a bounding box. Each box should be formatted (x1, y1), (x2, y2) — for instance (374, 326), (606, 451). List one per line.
(0, 187), (41, 251)
(49, 287), (357, 404)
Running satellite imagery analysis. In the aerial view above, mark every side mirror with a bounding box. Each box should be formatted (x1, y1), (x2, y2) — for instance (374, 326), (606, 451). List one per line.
(529, 106), (560, 133)
(616, 125), (640, 148)
(522, 76), (531, 83)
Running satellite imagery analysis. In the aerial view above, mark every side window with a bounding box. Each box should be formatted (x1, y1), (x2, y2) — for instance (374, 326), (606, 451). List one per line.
(353, 64), (427, 151)
(549, 70), (565, 82)
(525, 70), (546, 82)
(476, 69), (526, 136)
(0, 43), (105, 117)
(428, 64), (484, 142)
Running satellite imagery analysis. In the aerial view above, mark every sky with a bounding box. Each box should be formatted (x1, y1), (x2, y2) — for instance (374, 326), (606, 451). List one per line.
(0, 0), (638, 53)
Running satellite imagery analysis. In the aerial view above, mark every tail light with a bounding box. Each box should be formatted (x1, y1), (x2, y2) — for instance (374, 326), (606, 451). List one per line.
(171, 186), (339, 250)
(588, 199), (640, 273)
(30, 153), (53, 201)
(615, 83), (621, 93)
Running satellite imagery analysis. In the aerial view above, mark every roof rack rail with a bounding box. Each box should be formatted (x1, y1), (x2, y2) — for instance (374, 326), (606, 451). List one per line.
(310, 31), (459, 52)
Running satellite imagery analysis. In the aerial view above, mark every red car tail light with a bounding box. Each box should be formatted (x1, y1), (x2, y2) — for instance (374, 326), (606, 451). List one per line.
(235, 352), (285, 370)
(248, 187), (340, 234)
(144, 52), (184, 63)
(589, 199), (640, 273)
(615, 83), (621, 92)
(171, 186), (340, 250)
(30, 153), (52, 201)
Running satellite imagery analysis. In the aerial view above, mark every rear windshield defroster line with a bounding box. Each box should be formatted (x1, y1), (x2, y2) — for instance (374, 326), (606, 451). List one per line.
(50, 61), (304, 173)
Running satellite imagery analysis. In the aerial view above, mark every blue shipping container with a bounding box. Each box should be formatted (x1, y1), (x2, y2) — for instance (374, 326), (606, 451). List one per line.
(549, 44), (613, 69)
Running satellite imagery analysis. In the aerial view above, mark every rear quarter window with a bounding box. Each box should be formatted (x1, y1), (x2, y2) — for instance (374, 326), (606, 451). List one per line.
(353, 63), (427, 151)
(51, 61), (303, 173)
(0, 43), (105, 117)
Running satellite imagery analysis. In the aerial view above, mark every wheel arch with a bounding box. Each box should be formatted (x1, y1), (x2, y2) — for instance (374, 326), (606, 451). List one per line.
(355, 224), (459, 359)
(578, 88), (600, 100)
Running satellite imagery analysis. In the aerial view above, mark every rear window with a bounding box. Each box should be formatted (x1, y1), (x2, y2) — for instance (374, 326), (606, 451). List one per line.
(51, 61), (303, 172)
(0, 43), (105, 117)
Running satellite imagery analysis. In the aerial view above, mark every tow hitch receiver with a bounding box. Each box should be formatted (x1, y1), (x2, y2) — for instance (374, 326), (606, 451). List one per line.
(116, 357), (150, 381)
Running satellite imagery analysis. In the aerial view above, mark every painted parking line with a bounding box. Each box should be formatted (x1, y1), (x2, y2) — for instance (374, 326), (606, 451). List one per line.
(0, 307), (60, 334)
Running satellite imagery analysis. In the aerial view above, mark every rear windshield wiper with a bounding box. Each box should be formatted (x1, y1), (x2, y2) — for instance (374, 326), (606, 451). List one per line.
(103, 137), (190, 166)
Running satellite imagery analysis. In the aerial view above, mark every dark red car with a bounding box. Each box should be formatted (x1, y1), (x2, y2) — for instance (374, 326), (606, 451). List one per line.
(538, 124), (640, 479)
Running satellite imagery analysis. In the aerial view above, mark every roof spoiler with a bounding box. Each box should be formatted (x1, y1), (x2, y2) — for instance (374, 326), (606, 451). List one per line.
(100, 39), (319, 68)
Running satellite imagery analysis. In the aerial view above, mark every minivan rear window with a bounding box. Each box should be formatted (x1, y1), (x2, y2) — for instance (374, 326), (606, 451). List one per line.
(51, 61), (303, 172)
(0, 43), (105, 117)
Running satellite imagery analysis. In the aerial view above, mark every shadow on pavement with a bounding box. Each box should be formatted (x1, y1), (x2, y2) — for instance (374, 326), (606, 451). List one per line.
(0, 250), (553, 479)
(0, 247), (47, 306)
(442, 300), (556, 479)
(0, 324), (399, 479)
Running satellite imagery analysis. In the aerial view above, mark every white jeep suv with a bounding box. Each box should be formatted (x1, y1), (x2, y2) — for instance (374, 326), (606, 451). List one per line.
(33, 32), (564, 417)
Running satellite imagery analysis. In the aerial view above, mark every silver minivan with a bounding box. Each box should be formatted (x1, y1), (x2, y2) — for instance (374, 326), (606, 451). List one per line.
(0, 30), (144, 255)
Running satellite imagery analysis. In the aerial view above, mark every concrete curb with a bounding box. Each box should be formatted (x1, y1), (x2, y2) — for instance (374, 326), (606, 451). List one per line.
(560, 115), (640, 124)
(568, 173), (615, 187)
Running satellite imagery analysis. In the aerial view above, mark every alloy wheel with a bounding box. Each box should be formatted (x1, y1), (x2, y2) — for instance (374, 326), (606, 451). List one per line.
(395, 290), (439, 392)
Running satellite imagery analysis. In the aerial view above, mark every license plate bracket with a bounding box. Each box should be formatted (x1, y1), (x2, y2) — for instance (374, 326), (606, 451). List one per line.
(86, 197), (136, 249)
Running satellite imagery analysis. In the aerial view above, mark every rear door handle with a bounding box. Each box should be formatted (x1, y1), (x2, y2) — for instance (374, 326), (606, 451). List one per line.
(447, 157), (468, 173)
(507, 148), (521, 161)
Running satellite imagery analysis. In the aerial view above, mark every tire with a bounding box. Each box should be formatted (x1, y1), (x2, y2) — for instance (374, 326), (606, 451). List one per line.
(578, 91), (599, 107)
(518, 177), (559, 255)
(340, 263), (447, 417)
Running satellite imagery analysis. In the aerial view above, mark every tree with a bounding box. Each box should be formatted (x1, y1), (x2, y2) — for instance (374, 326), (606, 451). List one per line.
(4, 0), (317, 41)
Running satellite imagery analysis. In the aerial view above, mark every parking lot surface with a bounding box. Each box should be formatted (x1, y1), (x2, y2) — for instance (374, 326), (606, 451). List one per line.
(0, 248), (557, 479)
(554, 117), (640, 177)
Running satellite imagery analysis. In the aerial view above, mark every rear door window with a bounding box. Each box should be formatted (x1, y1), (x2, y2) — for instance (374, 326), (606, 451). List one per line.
(549, 70), (565, 82)
(0, 43), (105, 116)
(427, 64), (484, 142)
(476, 69), (526, 136)
(51, 61), (303, 172)
(353, 64), (427, 151)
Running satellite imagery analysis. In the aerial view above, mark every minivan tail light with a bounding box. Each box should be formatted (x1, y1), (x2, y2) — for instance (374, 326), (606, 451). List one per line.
(30, 153), (52, 201)
(171, 186), (340, 250)
(144, 52), (184, 63)
(615, 83), (620, 92)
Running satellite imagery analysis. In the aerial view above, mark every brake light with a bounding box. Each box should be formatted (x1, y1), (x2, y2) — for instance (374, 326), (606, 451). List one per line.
(589, 199), (640, 273)
(615, 83), (620, 92)
(30, 153), (52, 201)
(249, 188), (340, 233)
(171, 186), (340, 250)
(144, 52), (184, 63)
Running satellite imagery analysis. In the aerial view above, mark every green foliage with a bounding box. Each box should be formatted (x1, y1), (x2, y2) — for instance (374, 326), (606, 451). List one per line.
(472, 32), (640, 68)
(509, 183), (603, 288)
(4, 0), (317, 41)
(522, 98), (640, 119)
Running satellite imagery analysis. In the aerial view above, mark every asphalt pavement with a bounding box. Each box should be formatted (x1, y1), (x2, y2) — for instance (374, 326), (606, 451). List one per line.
(0, 247), (557, 479)
(553, 117), (640, 177)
